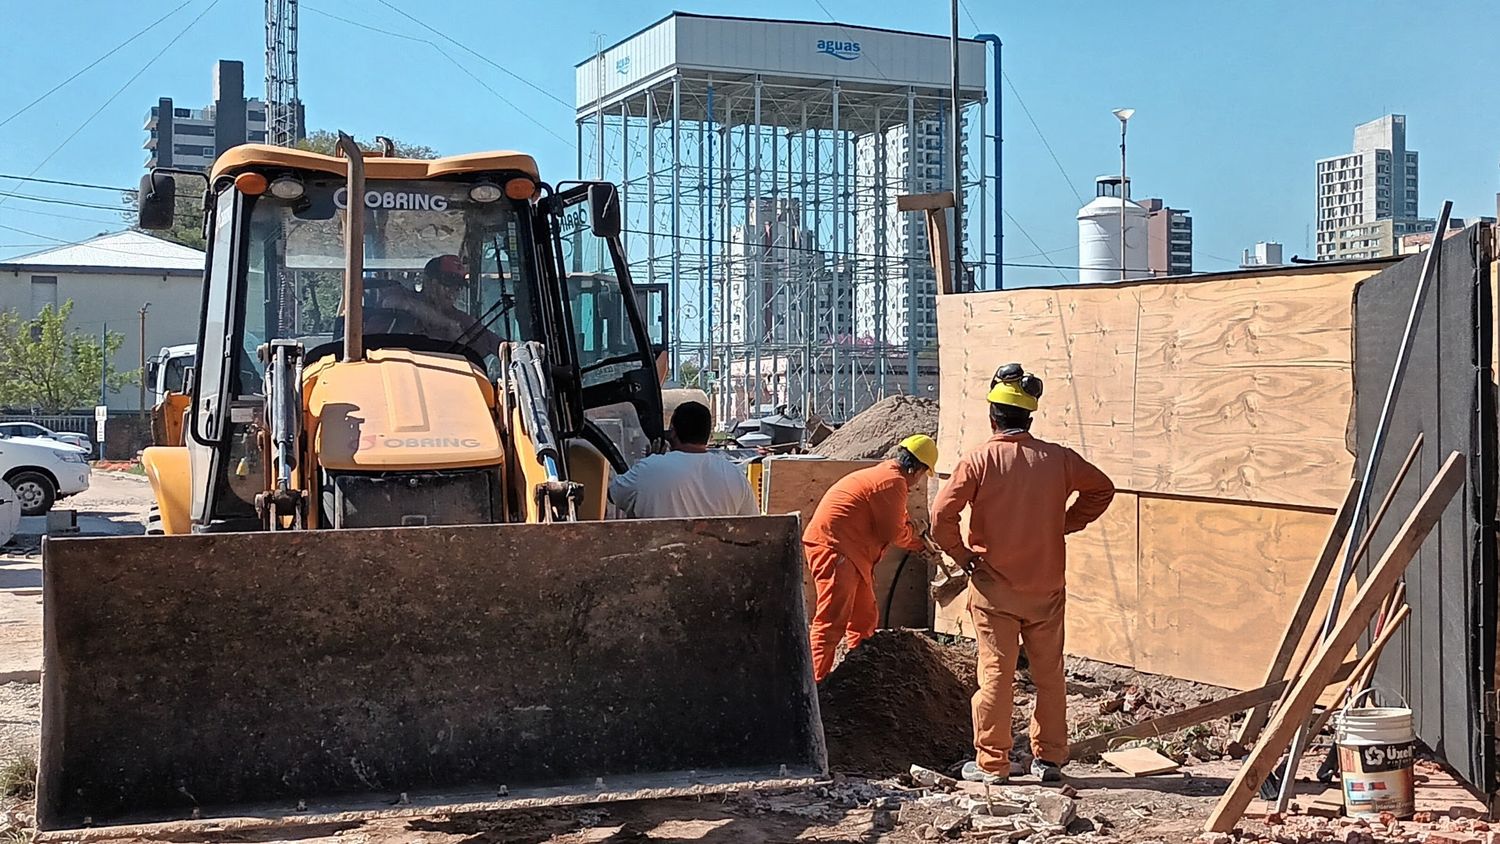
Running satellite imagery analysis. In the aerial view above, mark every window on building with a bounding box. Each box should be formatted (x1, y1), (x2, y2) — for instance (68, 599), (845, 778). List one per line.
(174, 108), (192, 117)
(247, 110), (266, 122)
(29, 276), (57, 317)
(176, 124), (214, 136)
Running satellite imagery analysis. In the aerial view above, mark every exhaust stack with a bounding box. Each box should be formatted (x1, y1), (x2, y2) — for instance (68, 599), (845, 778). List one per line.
(336, 131), (366, 361)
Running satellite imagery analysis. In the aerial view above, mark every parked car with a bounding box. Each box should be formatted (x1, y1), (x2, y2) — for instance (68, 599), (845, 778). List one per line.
(0, 433), (91, 515)
(0, 421), (91, 453)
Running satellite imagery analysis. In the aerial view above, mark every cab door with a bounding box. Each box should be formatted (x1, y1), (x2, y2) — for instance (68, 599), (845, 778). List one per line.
(547, 183), (664, 468)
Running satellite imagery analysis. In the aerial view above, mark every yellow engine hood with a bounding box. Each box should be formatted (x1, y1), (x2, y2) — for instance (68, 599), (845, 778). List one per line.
(306, 348), (502, 471)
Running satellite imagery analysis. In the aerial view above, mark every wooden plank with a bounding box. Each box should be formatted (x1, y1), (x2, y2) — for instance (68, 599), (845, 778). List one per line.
(896, 192), (953, 212)
(1101, 747), (1180, 777)
(1132, 272), (1366, 507)
(1276, 434), (1424, 704)
(1204, 451), (1465, 833)
(1232, 480), (1361, 747)
(1306, 603), (1411, 738)
(1136, 496), (1341, 689)
(1306, 788), (1344, 818)
(1069, 659), (1359, 759)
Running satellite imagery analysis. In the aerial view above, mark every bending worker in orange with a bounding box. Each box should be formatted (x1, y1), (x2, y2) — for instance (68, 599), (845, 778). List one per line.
(932, 365), (1115, 784)
(803, 435), (937, 682)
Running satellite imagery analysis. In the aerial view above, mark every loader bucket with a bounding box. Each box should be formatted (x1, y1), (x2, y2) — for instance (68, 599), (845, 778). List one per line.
(38, 515), (824, 832)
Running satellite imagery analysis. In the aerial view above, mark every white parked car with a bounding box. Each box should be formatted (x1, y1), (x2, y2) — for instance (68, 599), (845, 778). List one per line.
(0, 421), (91, 452)
(0, 433), (91, 515)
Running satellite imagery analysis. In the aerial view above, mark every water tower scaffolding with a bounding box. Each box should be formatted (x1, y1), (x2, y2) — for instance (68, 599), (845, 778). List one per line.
(575, 13), (988, 424)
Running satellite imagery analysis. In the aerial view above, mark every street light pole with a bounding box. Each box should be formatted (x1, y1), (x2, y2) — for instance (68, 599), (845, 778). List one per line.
(137, 303), (150, 418)
(950, 0), (964, 293)
(1112, 108), (1134, 281)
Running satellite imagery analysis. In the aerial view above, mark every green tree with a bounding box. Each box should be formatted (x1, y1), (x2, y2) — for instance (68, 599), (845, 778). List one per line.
(296, 131), (438, 160)
(120, 192), (206, 251)
(677, 358), (703, 389)
(0, 302), (137, 412)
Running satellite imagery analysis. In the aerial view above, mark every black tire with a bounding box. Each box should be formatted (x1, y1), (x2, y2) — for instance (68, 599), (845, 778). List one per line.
(146, 504), (164, 535)
(9, 471), (56, 516)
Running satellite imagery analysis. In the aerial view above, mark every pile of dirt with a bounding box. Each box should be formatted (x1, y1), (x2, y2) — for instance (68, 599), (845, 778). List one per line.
(812, 396), (940, 461)
(818, 630), (977, 775)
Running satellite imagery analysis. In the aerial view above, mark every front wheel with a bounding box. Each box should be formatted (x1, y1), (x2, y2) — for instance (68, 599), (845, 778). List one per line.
(9, 472), (56, 516)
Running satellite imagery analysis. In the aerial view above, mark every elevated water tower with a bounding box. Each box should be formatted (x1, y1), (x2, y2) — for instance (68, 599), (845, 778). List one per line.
(1077, 176), (1148, 284)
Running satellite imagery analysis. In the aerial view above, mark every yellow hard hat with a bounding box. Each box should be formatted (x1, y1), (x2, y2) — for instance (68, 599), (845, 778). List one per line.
(987, 380), (1039, 412)
(898, 434), (938, 471)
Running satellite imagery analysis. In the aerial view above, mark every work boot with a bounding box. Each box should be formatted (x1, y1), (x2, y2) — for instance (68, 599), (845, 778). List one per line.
(1030, 758), (1063, 782)
(961, 760), (1008, 785)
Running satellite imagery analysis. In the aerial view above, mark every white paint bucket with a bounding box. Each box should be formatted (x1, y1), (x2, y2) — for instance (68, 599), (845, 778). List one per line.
(1336, 705), (1416, 820)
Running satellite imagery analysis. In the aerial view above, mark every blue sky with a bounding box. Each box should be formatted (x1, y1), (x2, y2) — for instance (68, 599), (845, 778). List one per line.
(2, 1), (1497, 287)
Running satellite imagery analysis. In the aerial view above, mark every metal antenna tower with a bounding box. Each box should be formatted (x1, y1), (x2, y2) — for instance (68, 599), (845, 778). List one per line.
(265, 0), (301, 146)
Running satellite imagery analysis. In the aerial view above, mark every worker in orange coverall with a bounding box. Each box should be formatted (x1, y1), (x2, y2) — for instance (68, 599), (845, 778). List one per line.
(932, 364), (1115, 784)
(803, 434), (937, 682)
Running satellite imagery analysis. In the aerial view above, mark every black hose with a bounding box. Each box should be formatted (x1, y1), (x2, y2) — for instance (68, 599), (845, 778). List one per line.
(884, 551), (915, 625)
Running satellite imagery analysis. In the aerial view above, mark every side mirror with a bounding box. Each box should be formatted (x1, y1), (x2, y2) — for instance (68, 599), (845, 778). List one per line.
(589, 183), (621, 239)
(138, 172), (177, 230)
(145, 360), (159, 385)
(182, 366), (196, 396)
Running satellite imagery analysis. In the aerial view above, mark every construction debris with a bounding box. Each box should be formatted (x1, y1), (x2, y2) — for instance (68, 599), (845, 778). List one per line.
(898, 782), (1080, 840)
(1101, 747), (1181, 777)
(811, 395), (939, 460)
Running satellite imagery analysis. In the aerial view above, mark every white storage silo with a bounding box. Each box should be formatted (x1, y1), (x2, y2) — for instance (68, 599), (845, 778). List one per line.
(1077, 176), (1148, 284)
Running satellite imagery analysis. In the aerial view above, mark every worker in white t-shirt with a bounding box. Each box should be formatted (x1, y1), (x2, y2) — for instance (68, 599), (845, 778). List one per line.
(608, 401), (760, 519)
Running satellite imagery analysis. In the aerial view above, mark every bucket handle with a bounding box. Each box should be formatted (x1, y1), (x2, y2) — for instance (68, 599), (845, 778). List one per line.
(1341, 687), (1410, 716)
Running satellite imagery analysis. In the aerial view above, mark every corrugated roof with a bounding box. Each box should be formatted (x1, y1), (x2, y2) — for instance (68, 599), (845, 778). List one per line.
(2, 230), (204, 271)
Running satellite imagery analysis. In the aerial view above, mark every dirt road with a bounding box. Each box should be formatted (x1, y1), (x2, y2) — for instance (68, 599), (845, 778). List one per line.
(0, 470), (153, 756)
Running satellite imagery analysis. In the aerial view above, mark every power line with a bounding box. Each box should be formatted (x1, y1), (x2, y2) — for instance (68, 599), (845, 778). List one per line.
(302, 5), (423, 42)
(370, 0), (574, 109)
(0, 174), (136, 193)
(1001, 210), (1071, 283)
(0, 1), (192, 130)
(1002, 71), (1084, 207)
(618, 224), (1092, 272)
(1, 206), (125, 227)
(305, 2), (573, 147)
(0, 0), (224, 212)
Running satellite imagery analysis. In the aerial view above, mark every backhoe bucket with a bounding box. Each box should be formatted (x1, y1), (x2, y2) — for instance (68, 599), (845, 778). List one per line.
(38, 516), (824, 832)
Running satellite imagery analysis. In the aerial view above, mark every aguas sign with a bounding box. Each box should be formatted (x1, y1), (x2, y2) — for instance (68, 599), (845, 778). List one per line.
(816, 39), (860, 61)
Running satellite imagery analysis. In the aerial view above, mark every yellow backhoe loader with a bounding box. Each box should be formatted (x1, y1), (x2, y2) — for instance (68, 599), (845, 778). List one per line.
(38, 134), (822, 831)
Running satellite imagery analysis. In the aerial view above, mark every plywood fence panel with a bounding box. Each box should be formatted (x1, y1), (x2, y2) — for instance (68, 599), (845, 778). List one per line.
(932, 493), (1138, 665)
(1060, 493), (1139, 666)
(937, 266), (1383, 510)
(1131, 272), (1366, 508)
(934, 287), (1138, 485)
(1135, 496), (1341, 690)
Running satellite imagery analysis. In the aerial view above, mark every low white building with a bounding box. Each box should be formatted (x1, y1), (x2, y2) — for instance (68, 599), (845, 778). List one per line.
(0, 231), (204, 411)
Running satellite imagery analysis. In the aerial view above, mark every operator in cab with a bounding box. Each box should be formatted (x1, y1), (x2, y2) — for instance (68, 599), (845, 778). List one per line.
(373, 255), (503, 356)
(609, 401), (759, 519)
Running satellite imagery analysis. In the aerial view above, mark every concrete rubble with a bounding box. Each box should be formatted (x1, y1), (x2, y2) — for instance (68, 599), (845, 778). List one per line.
(730, 766), (1099, 841)
(896, 765), (1088, 840)
(1193, 811), (1500, 844)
